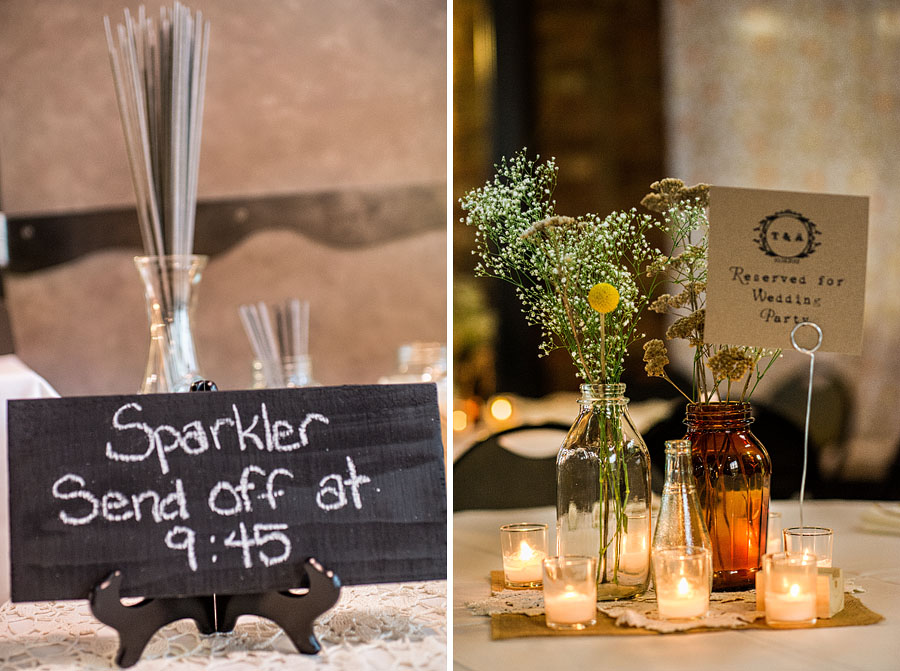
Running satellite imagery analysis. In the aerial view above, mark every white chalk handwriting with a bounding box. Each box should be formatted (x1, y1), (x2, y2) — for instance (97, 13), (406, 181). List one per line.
(104, 402), (330, 474)
(316, 456), (372, 511)
(207, 466), (294, 516)
(51, 474), (189, 526)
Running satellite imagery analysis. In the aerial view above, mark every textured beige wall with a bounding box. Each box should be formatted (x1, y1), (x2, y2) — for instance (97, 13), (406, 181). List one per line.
(0, 0), (446, 214)
(7, 229), (447, 395)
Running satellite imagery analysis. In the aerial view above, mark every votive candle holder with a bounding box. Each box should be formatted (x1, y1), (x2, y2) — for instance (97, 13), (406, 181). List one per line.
(764, 552), (817, 628)
(783, 526), (833, 567)
(500, 523), (548, 588)
(542, 555), (598, 630)
(652, 546), (711, 620)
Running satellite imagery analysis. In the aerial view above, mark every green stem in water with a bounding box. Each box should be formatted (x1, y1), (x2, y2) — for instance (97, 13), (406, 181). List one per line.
(600, 317), (607, 384)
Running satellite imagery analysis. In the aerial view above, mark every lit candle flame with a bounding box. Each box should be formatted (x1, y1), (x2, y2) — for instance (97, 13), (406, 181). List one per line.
(518, 540), (535, 560)
(677, 577), (691, 596)
(789, 583), (801, 598)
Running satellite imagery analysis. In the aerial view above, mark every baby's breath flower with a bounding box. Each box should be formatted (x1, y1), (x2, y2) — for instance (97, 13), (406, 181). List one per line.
(521, 215), (576, 240)
(461, 150), (666, 385)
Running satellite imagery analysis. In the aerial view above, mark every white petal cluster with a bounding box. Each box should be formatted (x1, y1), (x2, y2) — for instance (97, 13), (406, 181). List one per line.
(460, 150), (665, 385)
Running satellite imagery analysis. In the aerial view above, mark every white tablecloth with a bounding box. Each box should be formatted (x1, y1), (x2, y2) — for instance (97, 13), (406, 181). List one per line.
(0, 580), (446, 670)
(454, 501), (900, 671)
(0, 355), (59, 605)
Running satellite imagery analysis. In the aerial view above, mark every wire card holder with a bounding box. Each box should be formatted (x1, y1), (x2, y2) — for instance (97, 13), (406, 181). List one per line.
(87, 381), (342, 667)
(789, 321), (824, 530)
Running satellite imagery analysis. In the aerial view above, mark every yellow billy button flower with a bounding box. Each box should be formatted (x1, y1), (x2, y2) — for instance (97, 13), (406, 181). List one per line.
(588, 283), (620, 314)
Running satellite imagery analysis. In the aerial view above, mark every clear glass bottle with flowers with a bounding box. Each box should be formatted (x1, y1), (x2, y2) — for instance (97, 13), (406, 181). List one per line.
(461, 151), (669, 599)
(640, 179), (780, 590)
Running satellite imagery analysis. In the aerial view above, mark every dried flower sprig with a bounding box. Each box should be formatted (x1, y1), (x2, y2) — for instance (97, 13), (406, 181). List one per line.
(642, 338), (691, 403)
(461, 150), (667, 385)
(641, 178), (709, 214)
(640, 179), (781, 403)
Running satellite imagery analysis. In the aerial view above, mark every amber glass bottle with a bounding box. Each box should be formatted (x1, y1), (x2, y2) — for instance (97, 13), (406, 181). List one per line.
(684, 402), (771, 590)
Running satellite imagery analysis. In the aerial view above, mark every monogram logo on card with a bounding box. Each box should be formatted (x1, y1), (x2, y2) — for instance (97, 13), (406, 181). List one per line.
(753, 210), (820, 260)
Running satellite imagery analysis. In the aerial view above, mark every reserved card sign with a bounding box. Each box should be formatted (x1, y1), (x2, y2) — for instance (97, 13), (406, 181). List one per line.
(706, 186), (869, 353)
(8, 384), (446, 601)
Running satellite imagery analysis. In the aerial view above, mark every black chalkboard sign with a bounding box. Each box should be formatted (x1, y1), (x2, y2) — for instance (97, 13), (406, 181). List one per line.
(8, 383), (446, 602)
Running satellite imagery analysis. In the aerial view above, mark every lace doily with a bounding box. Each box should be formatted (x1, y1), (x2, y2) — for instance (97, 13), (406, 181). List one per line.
(597, 593), (761, 633)
(467, 578), (867, 635)
(0, 581), (446, 670)
(466, 585), (764, 633)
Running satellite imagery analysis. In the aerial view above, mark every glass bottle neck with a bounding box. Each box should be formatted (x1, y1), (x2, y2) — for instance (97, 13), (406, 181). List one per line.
(684, 401), (753, 430)
(579, 383), (627, 407)
(663, 440), (694, 487)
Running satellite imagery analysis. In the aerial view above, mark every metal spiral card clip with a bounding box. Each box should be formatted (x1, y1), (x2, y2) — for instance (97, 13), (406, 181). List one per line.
(790, 322), (823, 529)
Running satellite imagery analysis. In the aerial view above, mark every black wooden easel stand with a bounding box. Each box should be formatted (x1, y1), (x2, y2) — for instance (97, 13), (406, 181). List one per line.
(89, 557), (341, 667)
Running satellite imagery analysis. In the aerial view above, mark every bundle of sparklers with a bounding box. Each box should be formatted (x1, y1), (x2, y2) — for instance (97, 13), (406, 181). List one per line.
(239, 299), (312, 388)
(104, 2), (210, 261)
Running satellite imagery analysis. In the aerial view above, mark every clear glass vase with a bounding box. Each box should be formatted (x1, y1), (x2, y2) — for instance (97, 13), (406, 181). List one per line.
(684, 402), (771, 590)
(556, 383), (651, 600)
(135, 255), (207, 393)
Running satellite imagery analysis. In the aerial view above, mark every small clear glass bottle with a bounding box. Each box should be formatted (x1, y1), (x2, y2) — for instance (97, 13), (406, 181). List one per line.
(652, 439), (712, 585)
(556, 383), (651, 600)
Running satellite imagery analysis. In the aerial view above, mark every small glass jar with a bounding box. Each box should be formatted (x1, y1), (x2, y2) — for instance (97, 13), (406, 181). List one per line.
(251, 355), (319, 389)
(542, 555), (598, 630)
(783, 526), (833, 567)
(763, 552), (817, 628)
(380, 342), (447, 383)
(767, 511), (783, 553)
(500, 523), (548, 588)
(685, 402), (771, 590)
(653, 546), (711, 620)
